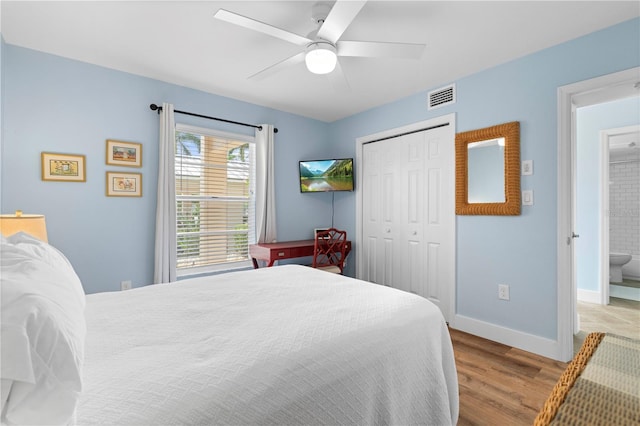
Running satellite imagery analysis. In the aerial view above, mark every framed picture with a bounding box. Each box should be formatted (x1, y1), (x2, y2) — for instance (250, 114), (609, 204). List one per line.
(106, 140), (142, 167)
(106, 171), (142, 197)
(41, 152), (86, 182)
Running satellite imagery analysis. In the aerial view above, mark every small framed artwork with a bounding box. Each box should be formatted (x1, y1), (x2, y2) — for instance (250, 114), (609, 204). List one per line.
(106, 140), (142, 167)
(41, 152), (86, 182)
(106, 171), (142, 197)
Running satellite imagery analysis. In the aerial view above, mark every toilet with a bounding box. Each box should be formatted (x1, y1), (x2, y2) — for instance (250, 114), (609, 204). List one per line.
(610, 252), (632, 283)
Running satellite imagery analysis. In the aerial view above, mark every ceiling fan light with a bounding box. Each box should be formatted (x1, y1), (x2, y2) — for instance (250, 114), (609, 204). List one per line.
(305, 42), (337, 74)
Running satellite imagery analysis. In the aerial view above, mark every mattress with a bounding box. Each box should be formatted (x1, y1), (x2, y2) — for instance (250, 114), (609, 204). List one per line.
(77, 265), (458, 425)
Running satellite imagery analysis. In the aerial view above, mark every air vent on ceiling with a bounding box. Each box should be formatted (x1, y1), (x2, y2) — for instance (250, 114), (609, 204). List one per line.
(428, 84), (456, 110)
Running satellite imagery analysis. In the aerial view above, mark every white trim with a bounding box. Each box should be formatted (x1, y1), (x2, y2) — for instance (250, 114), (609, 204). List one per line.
(355, 113), (456, 324)
(600, 128), (610, 305)
(453, 315), (559, 360)
(610, 284), (640, 301)
(577, 288), (601, 304)
(557, 83), (575, 362)
(176, 260), (253, 278)
(557, 67), (640, 362)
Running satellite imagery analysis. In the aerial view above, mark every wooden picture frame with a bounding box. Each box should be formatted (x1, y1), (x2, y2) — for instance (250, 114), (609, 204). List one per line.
(106, 140), (142, 167)
(455, 121), (521, 215)
(106, 171), (142, 197)
(41, 152), (86, 182)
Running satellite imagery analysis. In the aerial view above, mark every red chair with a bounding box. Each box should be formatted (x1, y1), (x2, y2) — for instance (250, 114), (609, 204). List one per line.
(312, 228), (348, 274)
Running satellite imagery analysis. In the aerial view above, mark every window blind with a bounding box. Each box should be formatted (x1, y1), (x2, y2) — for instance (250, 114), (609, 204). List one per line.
(175, 128), (255, 274)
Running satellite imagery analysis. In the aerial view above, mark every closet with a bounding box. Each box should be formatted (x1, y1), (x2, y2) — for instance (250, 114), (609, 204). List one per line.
(358, 116), (455, 321)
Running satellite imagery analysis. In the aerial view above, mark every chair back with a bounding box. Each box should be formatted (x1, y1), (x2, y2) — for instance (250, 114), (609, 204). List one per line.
(312, 228), (347, 273)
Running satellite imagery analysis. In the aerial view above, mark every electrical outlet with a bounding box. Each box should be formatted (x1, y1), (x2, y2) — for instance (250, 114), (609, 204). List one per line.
(498, 284), (510, 301)
(120, 280), (132, 291)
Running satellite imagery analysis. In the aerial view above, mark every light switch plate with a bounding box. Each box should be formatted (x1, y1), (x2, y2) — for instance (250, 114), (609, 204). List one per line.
(522, 190), (533, 206)
(522, 160), (533, 175)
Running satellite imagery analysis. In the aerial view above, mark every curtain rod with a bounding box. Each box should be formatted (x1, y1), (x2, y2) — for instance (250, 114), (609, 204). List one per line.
(149, 104), (278, 133)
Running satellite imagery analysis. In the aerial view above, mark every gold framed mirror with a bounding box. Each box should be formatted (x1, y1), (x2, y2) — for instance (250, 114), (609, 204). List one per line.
(455, 121), (520, 215)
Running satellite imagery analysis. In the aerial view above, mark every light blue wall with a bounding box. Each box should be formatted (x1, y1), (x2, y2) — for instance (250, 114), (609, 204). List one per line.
(1, 36), (4, 205)
(2, 45), (332, 294)
(576, 97), (640, 292)
(330, 18), (640, 340)
(2, 18), (639, 342)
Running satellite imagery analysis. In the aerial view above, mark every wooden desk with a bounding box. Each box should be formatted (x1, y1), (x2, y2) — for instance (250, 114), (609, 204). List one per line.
(249, 239), (352, 268)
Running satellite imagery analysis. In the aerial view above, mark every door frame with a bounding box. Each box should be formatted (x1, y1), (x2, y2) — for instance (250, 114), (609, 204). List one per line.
(355, 113), (456, 323)
(600, 127), (612, 306)
(557, 67), (639, 361)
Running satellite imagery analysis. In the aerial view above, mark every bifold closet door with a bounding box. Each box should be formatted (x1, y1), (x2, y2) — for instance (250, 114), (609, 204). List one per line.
(361, 124), (454, 320)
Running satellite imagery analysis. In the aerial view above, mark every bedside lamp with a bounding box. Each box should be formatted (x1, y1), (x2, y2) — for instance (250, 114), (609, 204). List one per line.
(0, 210), (48, 242)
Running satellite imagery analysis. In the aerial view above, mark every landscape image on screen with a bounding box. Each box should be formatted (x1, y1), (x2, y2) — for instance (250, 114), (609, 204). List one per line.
(299, 159), (354, 192)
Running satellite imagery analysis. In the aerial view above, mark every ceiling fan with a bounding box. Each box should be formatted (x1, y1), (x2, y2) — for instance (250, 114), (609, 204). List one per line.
(213, 1), (425, 82)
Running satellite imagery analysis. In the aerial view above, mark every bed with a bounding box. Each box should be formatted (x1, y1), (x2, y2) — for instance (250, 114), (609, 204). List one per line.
(1, 233), (459, 425)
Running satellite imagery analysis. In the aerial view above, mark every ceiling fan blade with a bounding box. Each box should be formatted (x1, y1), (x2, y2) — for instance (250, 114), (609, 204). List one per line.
(337, 40), (425, 59)
(316, 0), (367, 44)
(248, 51), (306, 81)
(214, 9), (311, 46)
(327, 60), (351, 93)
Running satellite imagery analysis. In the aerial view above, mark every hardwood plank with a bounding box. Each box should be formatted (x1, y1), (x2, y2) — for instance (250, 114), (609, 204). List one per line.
(450, 328), (567, 426)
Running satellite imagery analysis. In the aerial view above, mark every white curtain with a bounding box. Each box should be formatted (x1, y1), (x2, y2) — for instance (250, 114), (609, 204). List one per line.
(255, 124), (277, 244)
(154, 102), (177, 283)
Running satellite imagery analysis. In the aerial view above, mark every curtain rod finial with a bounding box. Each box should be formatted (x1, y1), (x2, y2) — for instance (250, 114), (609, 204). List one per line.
(258, 126), (278, 133)
(149, 103), (162, 114)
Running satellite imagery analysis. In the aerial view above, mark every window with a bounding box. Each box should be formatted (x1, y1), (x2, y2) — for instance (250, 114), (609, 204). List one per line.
(175, 124), (255, 276)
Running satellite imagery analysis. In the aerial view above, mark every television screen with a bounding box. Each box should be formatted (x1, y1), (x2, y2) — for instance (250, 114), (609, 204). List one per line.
(299, 158), (354, 193)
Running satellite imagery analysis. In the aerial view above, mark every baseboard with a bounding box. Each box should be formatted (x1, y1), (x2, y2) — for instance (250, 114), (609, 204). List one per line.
(453, 314), (561, 360)
(577, 288), (601, 304)
(610, 284), (640, 301)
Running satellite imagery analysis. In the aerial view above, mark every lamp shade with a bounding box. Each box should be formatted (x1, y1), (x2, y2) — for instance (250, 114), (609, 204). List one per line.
(305, 42), (337, 75)
(0, 210), (48, 242)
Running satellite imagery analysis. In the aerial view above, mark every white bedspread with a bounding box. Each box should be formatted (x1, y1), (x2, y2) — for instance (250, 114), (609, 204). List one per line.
(77, 265), (458, 425)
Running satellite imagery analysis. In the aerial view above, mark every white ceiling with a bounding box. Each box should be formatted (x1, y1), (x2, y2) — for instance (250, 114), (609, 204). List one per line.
(2, 1), (638, 122)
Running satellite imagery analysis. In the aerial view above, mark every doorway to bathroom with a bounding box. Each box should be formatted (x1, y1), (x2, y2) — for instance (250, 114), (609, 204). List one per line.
(600, 127), (640, 302)
(557, 67), (640, 361)
(576, 117), (640, 305)
(573, 81), (640, 345)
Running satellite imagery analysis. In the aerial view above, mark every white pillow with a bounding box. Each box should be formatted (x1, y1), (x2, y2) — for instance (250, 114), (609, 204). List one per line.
(1, 233), (86, 425)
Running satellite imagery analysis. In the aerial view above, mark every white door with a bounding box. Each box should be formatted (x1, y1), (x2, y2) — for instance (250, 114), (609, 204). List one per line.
(359, 118), (455, 321)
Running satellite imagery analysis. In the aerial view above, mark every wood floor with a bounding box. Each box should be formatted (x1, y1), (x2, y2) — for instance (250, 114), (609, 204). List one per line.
(449, 328), (567, 426)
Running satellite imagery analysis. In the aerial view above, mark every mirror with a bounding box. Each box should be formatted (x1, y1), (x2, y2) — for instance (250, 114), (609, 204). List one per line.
(468, 138), (506, 203)
(456, 121), (520, 215)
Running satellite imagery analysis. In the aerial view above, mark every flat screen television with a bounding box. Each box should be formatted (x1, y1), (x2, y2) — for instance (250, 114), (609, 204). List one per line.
(299, 158), (354, 193)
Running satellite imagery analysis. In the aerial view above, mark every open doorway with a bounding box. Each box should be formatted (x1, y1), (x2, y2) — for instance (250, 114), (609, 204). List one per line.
(575, 119), (640, 350)
(557, 67), (640, 361)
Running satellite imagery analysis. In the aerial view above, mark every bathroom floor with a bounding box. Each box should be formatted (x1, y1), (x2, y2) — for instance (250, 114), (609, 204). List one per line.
(574, 294), (640, 354)
(615, 278), (640, 289)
